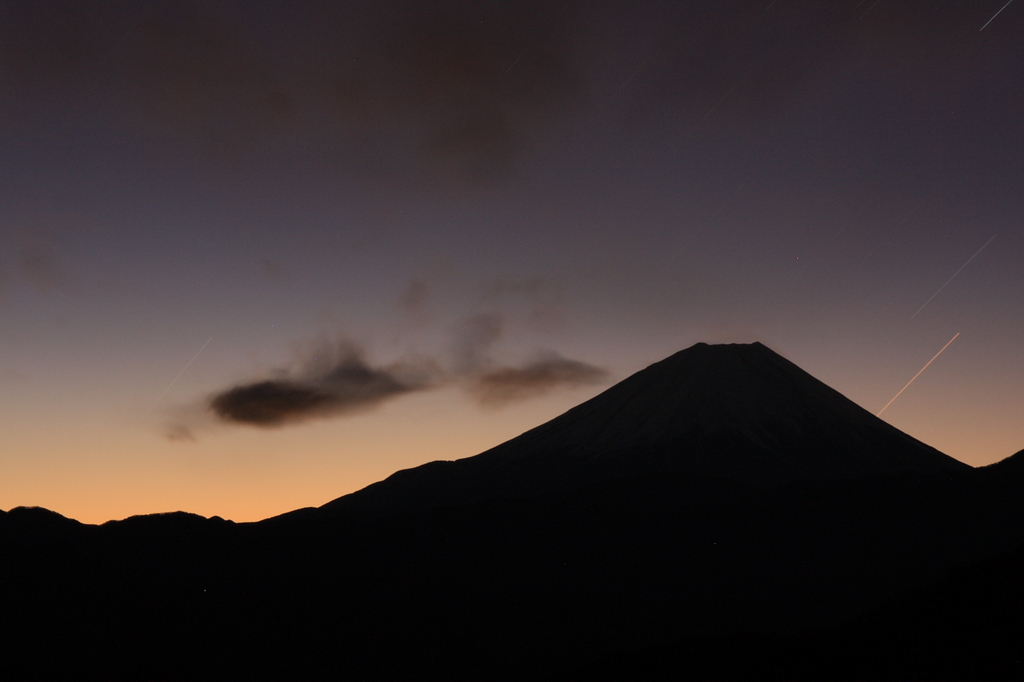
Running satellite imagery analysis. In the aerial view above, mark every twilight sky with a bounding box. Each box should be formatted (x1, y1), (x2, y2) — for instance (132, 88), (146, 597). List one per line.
(2, 1), (1023, 524)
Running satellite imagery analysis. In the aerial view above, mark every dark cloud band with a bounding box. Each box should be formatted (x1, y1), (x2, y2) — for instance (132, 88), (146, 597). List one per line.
(208, 346), (435, 427)
(210, 380), (337, 426)
(468, 355), (609, 407)
(204, 328), (609, 430)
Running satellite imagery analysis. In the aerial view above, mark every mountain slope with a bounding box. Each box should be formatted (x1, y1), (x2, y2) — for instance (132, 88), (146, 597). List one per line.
(5, 465), (1023, 681)
(324, 342), (968, 518)
(4, 343), (1023, 680)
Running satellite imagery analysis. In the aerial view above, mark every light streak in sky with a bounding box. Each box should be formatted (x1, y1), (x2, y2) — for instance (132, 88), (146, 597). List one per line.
(981, 0), (1014, 30)
(911, 234), (997, 319)
(610, 58), (649, 100)
(700, 82), (739, 122)
(859, 0), (882, 20)
(504, 51), (526, 73)
(877, 333), (960, 417)
(151, 337), (212, 409)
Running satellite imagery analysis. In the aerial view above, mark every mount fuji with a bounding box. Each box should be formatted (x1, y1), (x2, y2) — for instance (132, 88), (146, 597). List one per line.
(5, 341), (1023, 681)
(323, 342), (968, 519)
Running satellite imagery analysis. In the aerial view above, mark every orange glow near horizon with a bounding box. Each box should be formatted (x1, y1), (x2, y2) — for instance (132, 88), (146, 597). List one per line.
(2, 3), (1022, 526)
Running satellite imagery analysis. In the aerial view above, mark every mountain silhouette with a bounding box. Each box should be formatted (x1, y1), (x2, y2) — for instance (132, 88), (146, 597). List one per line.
(570, 532), (1024, 681)
(3, 342), (1021, 681)
(324, 342), (967, 518)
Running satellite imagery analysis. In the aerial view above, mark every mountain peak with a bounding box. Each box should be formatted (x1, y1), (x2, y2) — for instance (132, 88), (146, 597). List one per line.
(324, 342), (969, 518)
(479, 340), (965, 473)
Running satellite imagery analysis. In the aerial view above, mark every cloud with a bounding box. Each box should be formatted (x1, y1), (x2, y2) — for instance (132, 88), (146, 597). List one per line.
(199, 319), (610, 432)
(164, 422), (196, 442)
(449, 313), (608, 406)
(18, 245), (71, 291)
(0, 2), (583, 186)
(317, 2), (583, 185)
(397, 279), (431, 326)
(208, 342), (439, 427)
(482, 277), (565, 333)
(210, 380), (336, 427)
(259, 258), (283, 280)
(0, 235), (74, 293)
(467, 354), (609, 407)
(6, 3), (1017, 159)
(451, 313), (503, 374)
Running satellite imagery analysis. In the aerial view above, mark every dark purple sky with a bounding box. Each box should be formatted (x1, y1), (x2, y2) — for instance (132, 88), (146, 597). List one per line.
(2, 1), (1022, 523)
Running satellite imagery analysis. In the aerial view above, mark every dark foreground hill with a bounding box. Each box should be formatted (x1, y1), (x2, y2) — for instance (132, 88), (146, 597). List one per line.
(2, 343), (1022, 680)
(569, 501), (1024, 681)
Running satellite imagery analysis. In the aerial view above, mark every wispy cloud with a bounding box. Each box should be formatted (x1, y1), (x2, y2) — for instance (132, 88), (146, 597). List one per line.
(467, 353), (609, 407)
(0, 243), (75, 293)
(195, 317), (609, 433)
(0, 3), (583, 187)
(449, 313), (607, 405)
(397, 278), (431, 327)
(451, 313), (504, 374)
(208, 341), (440, 427)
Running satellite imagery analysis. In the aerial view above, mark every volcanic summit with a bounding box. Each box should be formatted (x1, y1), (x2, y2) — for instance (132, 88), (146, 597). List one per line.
(325, 342), (968, 518)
